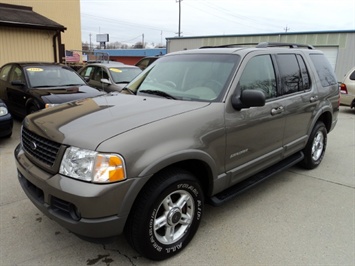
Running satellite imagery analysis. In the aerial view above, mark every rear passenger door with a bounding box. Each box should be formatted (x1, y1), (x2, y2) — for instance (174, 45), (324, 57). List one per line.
(274, 53), (318, 157)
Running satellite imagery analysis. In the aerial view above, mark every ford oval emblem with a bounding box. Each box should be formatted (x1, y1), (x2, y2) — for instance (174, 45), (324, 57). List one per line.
(29, 141), (37, 150)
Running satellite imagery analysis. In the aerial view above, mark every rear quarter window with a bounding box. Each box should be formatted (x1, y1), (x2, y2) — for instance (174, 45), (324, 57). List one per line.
(0, 65), (11, 81)
(349, 70), (355, 80)
(309, 54), (337, 87)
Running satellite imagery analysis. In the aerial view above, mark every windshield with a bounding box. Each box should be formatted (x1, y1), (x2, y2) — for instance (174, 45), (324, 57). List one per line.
(108, 67), (142, 83)
(26, 66), (86, 88)
(127, 54), (240, 102)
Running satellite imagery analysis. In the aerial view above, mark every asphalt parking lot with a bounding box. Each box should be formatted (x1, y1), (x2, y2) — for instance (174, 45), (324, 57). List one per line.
(0, 106), (354, 266)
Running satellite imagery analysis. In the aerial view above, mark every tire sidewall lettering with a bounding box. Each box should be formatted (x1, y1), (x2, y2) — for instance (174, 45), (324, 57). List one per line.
(147, 181), (203, 254)
(177, 183), (202, 221)
(149, 208), (163, 252)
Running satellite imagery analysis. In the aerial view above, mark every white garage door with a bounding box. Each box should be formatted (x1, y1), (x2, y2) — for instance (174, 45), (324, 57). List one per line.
(314, 46), (339, 71)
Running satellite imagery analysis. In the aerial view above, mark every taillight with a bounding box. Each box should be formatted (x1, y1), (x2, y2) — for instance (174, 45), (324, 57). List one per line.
(340, 83), (348, 94)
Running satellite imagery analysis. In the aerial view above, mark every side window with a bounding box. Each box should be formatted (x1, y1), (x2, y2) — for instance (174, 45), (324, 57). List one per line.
(239, 55), (277, 99)
(309, 54), (337, 87)
(296, 55), (310, 91)
(0, 65), (12, 81)
(276, 54), (303, 95)
(93, 67), (102, 81)
(349, 70), (355, 80)
(137, 59), (149, 70)
(80, 66), (95, 79)
(93, 67), (108, 81)
(102, 69), (109, 79)
(9, 66), (24, 83)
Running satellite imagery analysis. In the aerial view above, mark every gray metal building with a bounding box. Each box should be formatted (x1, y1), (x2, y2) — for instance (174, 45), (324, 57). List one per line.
(166, 30), (355, 80)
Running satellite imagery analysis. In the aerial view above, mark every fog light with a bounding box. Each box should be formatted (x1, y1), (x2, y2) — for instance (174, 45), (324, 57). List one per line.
(69, 203), (81, 221)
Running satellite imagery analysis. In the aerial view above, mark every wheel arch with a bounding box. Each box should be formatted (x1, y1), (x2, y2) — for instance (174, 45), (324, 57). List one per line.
(315, 110), (332, 133)
(138, 150), (217, 199)
(25, 97), (42, 114)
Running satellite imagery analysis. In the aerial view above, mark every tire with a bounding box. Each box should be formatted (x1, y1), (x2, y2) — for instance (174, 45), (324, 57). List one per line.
(28, 105), (39, 115)
(300, 121), (327, 169)
(125, 168), (204, 261)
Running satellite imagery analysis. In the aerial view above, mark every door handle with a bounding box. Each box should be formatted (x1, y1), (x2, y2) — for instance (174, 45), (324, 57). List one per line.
(271, 106), (284, 115)
(310, 95), (318, 102)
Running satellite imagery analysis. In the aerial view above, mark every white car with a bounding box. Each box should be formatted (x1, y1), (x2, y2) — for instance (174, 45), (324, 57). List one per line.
(340, 67), (355, 108)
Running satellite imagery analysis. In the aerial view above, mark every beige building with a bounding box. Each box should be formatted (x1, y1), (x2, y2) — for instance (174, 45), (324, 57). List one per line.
(0, 0), (82, 66)
(166, 30), (355, 80)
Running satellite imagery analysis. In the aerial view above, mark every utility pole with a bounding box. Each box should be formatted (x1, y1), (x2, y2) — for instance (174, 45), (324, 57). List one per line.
(89, 33), (92, 51)
(284, 26), (290, 32)
(176, 0), (182, 37)
(142, 33), (144, 48)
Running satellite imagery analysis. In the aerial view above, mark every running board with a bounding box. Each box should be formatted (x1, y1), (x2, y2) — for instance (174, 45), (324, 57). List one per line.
(208, 152), (304, 206)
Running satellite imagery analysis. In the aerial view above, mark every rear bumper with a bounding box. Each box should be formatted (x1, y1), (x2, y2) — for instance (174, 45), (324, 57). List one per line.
(340, 93), (355, 107)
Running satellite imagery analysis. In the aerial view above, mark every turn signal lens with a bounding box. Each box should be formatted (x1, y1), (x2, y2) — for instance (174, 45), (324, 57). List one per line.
(93, 154), (126, 183)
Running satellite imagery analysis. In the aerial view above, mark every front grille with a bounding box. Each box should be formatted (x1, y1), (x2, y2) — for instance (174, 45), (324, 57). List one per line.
(22, 127), (61, 167)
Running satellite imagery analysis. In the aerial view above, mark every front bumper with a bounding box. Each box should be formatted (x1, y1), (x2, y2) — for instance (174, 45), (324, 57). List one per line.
(15, 144), (142, 238)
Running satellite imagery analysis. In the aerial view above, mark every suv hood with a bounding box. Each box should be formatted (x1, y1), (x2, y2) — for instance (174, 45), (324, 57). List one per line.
(25, 93), (210, 149)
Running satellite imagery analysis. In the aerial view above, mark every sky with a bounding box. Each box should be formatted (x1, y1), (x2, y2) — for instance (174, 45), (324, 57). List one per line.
(80, 0), (355, 47)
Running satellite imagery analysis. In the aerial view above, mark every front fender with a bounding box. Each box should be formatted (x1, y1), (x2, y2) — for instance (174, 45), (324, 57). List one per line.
(138, 148), (218, 178)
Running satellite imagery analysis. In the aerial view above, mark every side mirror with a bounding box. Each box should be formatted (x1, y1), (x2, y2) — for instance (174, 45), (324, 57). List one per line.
(100, 78), (112, 85)
(11, 80), (25, 86)
(231, 89), (266, 110)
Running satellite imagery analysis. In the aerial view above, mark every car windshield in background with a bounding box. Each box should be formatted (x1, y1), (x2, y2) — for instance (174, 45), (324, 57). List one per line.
(26, 66), (86, 88)
(108, 67), (142, 83)
(130, 54), (240, 102)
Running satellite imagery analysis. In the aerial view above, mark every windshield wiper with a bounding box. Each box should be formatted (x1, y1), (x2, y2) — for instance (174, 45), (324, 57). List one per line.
(139, 90), (176, 100)
(63, 84), (83, 86)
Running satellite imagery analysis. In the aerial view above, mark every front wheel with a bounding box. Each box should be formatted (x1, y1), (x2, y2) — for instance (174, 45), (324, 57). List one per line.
(27, 104), (39, 115)
(300, 121), (327, 169)
(125, 168), (204, 260)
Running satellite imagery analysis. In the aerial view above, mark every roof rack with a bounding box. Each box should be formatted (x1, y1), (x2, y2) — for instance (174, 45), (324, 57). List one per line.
(256, 42), (314, 49)
(199, 43), (258, 49)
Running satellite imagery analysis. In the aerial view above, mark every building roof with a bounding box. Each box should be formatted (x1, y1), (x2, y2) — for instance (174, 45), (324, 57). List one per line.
(166, 29), (355, 40)
(0, 3), (66, 31)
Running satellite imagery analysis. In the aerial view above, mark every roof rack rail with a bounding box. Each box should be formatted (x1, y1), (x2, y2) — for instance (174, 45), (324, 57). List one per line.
(199, 43), (258, 49)
(256, 42), (314, 49)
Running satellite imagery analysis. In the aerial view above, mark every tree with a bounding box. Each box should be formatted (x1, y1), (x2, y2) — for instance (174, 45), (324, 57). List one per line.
(133, 42), (144, 48)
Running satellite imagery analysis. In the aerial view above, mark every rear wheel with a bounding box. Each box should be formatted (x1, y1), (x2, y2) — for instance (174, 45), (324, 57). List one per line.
(300, 121), (327, 169)
(125, 168), (204, 260)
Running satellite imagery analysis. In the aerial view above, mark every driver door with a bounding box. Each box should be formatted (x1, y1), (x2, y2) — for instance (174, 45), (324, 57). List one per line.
(5, 65), (28, 117)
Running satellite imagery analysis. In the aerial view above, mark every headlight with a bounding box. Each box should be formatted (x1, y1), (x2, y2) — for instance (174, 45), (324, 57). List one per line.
(0, 106), (8, 116)
(59, 146), (126, 183)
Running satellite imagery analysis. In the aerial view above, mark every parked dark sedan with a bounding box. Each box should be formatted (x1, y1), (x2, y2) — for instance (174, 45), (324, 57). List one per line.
(0, 99), (13, 138)
(0, 62), (105, 118)
(78, 62), (141, 93)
